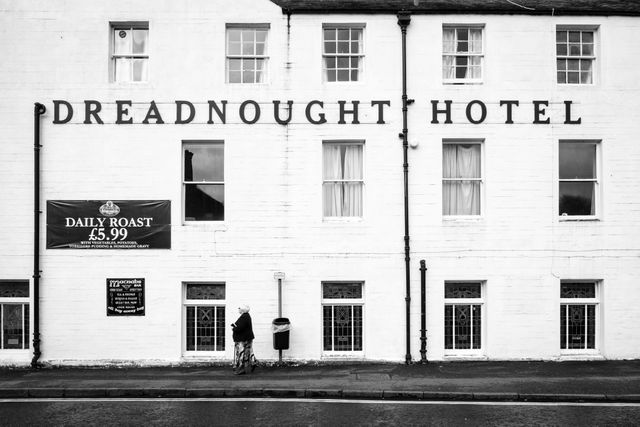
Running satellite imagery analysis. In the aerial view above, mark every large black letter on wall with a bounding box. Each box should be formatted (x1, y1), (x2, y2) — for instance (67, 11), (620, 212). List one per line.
(465, 100), (487, 124)
(273, 100), (293, 125)
(533, 100), (550, 124)
(338, 101), (360, 124)
(175, 100), (196, 124)
(53, 100), (73, 124)
(305, 100), (327, 125)
(431, 100), (453, 124)
(83, 100), (104, 124)
(116, 100), (133, 124)
(240, 100), (261, 124)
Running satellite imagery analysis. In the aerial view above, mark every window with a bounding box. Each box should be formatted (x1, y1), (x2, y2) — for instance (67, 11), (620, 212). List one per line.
(322, 282), (363, 352)
(111, 23), (149, 82)
(442, 141), (482, 216)
(556, 28), (595, 84)
(0, 281), (29, 350)
(184, 283), (225, 352)
(183, 141), (224, 221)
(226, 25), (269, 84)
(443, 26), (483, 83)
(559, 140), (599, 217)
(322, 25), (364, 82)
(323, 142), (364, 218)
(444, 282), (483, 353)
(560, 282), (599, 351)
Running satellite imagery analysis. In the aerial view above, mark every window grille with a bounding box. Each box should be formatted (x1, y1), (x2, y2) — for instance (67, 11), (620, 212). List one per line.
(322, 25), (364, 82)
(443, 26), (483, 83)
(184, 283), (225, 352)
(111, 24), (149, 82)
(0, 281), (29, 350)
(444, 282), (483, 352)
(322, 282), (363, 352)
(226, 26), (269, 83)
(560, 282), (598, 351)
(556, 29), (595, 84)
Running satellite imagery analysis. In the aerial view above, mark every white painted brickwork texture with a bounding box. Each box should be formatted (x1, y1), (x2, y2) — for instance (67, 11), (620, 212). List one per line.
(0, 0), (639, 364)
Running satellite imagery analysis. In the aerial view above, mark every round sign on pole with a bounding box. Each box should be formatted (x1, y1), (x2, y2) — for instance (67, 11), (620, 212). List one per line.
(274, 272), (285, 280)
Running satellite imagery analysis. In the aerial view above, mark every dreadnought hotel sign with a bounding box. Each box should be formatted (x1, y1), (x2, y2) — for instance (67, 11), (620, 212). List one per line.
(48, 99), (583, 125)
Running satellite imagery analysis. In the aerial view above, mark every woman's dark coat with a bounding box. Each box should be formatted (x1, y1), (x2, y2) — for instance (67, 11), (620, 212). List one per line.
(232, 312), (255, 342)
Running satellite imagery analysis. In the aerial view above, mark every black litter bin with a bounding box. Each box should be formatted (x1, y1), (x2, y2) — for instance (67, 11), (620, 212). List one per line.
(272, 317), (290, 350)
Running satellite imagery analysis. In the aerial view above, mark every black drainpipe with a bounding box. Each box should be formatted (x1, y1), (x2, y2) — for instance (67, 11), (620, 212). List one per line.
(397, 11), (413, 364)
(419, 260), (428, 363)
(32, 102), (46, 369)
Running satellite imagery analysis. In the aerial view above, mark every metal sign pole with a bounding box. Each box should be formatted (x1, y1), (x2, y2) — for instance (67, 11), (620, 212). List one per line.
(274, 272), (285, 363)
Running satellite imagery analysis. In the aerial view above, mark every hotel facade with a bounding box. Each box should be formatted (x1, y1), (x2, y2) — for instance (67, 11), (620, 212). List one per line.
(1, 0), (640, 366)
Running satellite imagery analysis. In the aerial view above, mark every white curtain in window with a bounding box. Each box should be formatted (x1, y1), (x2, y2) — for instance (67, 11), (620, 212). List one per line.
(443, 144), (481, 215)
(343, 145), (363, 216)
(467, 29), (482, 79)
(442, 29), (455, 79)
(323, 145), (343, 216)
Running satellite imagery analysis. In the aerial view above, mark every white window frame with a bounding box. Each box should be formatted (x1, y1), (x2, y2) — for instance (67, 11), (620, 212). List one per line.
(321, 282), (364, 357)
(182, 140), (225, 223)
(442, 25), (484, 85)
(0, 280), (30, 352)
(182, 282), (226, 356)
(442, 139), (484, 218)
(110, 22), (149, 83)
(560, 281), (600, 355)
(558, 140), (601, 221)
(322, 140), (365, 220)
(225, 24), (270, 84)
(322, 24), (365, 83)
(444, 281), (485, 356)
(556, 26), (597, 85)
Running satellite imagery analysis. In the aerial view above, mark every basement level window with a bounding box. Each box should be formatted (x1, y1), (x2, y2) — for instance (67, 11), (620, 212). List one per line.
(560, 281), (600, 352)
(0, 281), (29, 350)
(183, 283), (226, 353)
(444, 282), (484, 355)
(322, 282), (364, 353)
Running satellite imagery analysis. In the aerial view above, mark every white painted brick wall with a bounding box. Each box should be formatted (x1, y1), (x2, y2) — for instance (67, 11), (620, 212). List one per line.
(1, 1), (639, 365)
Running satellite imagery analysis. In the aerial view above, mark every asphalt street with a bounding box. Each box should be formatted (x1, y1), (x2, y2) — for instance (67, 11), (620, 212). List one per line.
(1, 398), (640, 426)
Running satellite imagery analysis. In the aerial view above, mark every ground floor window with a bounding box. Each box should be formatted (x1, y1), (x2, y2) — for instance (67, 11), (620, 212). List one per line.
(322, 282), (363, 352)
(0, 281), (30, 350)
(444, 282), (483, 353)
(183, 282), (225, 352)
(560, 281), (599, 351)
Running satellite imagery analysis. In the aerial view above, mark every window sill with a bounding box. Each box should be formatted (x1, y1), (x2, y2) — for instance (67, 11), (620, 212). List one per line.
(182, 221), (226, 226)
(443, 216), (483, 222)
(443, 80), (483, 85)
(322, 217), (364, 223)
(558, 352), (603, 360)
(444, 353), (487, 361)
(182, 352), (227, 358)
(559, 216), (600, 222)
(321, 352), (365, 360)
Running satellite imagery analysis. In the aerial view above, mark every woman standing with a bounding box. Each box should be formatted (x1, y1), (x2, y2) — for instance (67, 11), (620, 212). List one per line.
(231, 304), (258, 375)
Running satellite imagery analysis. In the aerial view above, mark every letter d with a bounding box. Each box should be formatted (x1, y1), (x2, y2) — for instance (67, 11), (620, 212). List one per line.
(53, 100), (73, 124)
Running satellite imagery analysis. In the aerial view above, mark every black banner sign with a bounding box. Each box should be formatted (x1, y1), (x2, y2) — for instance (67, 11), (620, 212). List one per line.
(46, 200), (171, 249)
(107, 278), (145, 316)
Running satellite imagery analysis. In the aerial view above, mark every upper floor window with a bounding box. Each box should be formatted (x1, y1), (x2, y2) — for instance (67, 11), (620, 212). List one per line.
(443, 25), (483, 83)
(556, 28), (596, 84)
(559, 140), (599, 218)
(183, 141), (224, 221)
(443, 140), (482, 216)
(323, 141), (364, 218)
(322, 24), (364, 82)
(226, 24), (269, 84)
(111, 23), (149, 82)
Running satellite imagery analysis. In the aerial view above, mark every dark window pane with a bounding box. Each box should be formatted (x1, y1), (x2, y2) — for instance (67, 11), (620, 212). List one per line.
(444, 305), (453, 349)
(327, 70), (336, 82)
(587, 305), (596, 349)
(186, 283), (225, 300)
(560, 305), (567, 349)
(556, 31), (567, 42)
(556, 43), (567, 56)
(337, 57), (349, 69)
(472, 305), (481, 349)
(186, 306), (195, 350)
(196, 307), (216, 351)
(333, 305), (353, 351)
(185, 184), (224, 221)
(445, 283), (481, 299)
(337, 70), (349, 81)
(323, 283), (362, 299)
(561, 283), (595, 298)
(582, 31), (594, 43)
(337, 41), (349, 54)
(337, 29), (348, 41)
(567, 72), (579, 84)
(560, 143), (596, 179)
(216, 306), (225, 351)
(183, 144), (224, 182)
(454, 305), (471, 349)
(557, 72), (566, 84)
(568, 31), (580, 42)
(0, 282), (29, 297)
(351, 70), (358, 81)
(323, 306), (332, 351)
(353, 305), (363, 351)
(324, 29), (335, 41)
(567, 305), (586, 349)
(324, 41), (335, 54)
(559, 182), (594, 216)
(2, 304), (24, 349)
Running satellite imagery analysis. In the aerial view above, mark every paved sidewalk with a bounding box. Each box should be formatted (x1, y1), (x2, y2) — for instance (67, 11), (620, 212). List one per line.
(1, 361), (639, 402)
